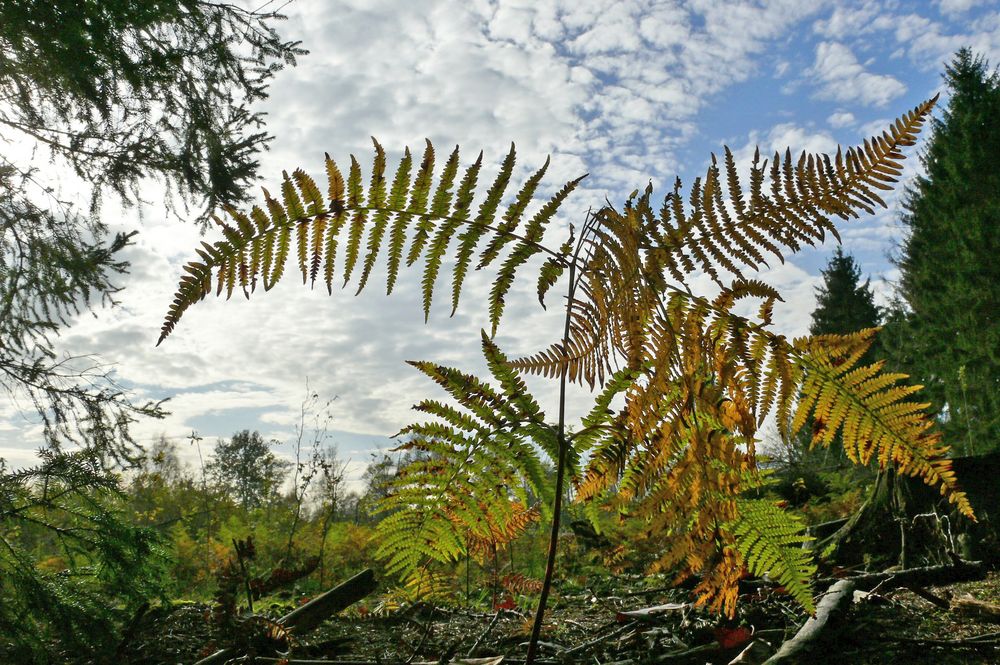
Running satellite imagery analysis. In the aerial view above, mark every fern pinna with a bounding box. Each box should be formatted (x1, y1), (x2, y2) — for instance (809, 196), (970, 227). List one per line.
(159, 97), (972, 657)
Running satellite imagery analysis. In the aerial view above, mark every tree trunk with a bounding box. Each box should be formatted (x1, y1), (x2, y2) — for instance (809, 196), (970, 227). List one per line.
(819, 469), (904, 567)
(819, 466), (966, 568)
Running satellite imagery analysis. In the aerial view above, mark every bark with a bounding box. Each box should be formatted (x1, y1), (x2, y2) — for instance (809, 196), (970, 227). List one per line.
(281, 568), (377, 633)
(821, 452), (1000, 568)
(763, 579), (856, 665)
(815, 559), (984, 592)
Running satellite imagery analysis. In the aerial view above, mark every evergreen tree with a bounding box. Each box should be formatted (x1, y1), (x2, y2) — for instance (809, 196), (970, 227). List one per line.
(885, 48), (1000, 455)
(0, 1), (304, 457)
(0, 4), (303, 658)
(810, 246), (882, 349)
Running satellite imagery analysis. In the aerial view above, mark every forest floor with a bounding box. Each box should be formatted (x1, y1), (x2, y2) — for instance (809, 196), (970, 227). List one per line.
(120, 569), (1000, 665)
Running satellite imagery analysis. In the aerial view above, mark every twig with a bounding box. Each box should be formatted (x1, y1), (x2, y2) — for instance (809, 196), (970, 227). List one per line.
(902, 585), (951, 610)
(466, 610), (504, 657)
(404, 616), (434, 665)
(560, 621), (635, 658)
(887, 631), (1000, 648)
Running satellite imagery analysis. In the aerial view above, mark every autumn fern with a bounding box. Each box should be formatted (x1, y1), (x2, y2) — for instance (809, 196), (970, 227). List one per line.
(160, 98), (972, 639)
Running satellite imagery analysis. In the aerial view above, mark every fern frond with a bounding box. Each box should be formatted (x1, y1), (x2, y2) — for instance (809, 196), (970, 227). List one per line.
(730, 499), (816, 613)
(512, 100), (936, 388)
(658, 98), (934, 286)
(450, 144), (517, 316)
(576, 278), (967, 616)
(462, 502), (540, 563)
(791, 332), (974, 518)
(158, 141), (582, 344)
(374, 336), (554, 579)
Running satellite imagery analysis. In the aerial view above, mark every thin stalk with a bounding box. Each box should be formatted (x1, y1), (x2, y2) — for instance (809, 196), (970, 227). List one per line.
(525, 257), (577, 664)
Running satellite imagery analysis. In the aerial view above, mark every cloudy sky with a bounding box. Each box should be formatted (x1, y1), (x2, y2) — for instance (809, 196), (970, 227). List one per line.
(3, 0), (999, 489)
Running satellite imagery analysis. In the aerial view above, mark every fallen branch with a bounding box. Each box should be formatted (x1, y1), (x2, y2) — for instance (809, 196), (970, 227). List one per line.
(815, 560), (984, 592)
(194, 568), (377, 665)
(283, 568), (378, 633)
(888, 630), (1000, 648)
(763, 579), (856, 665)
(901, 585), (950, 609)
(953, 595), (1000, 623)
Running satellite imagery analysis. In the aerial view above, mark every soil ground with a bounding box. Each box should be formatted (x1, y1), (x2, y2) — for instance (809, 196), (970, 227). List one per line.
(119, 569), (1000, 664)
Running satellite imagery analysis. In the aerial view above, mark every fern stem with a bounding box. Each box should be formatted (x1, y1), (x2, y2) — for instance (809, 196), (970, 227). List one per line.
(526, 243), (579, 664)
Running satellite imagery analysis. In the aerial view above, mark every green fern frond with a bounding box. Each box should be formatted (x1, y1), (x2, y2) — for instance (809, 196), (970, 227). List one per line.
(421, 152), (482, 320)
(374, 336), (554, 579)
(158, 141), (582, 344)
(402, 140), (437, 266)
(450, 144), (517, 316)
(730, 498), (816, 613)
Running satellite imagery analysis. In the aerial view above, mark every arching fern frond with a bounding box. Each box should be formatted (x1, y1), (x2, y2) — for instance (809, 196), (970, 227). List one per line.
(791, 332), (973, 518)
(653, 97), (935, 286)
(512, 99), (937, 388)
(158, 98), (972, 630)
(158, 140), (584, 344)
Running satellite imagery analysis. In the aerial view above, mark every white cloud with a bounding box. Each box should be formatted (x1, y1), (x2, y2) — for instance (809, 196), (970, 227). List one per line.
(812, 0), (895, 38)
(827, 111), (856, 128)
(809, 41), (907, 107)
(937, 0), (990, 15)
(857, 116), (892, 139)
(732, 123), (839, 168)
(894, 11), (1000, 70)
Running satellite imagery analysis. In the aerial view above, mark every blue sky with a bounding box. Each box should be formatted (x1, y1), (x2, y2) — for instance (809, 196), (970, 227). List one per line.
(2, 0), (998, 489)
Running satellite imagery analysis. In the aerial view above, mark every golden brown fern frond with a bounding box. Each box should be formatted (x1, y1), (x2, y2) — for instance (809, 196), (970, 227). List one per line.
(792, 332), (973, 518)
(513, 100), (936, 388)
(655, 97), (935, 286)
(511, 198), (662, 388)
(575, 293), (762, 616)
(577, 277), (968, 615)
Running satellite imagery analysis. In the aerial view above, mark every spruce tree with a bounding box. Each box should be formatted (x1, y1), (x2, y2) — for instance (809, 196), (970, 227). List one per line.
(787, 247), (881, 475)
(885, 48), (1000, 455)
(0, 4), (303, 659)
(810, 246), (881, 347)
